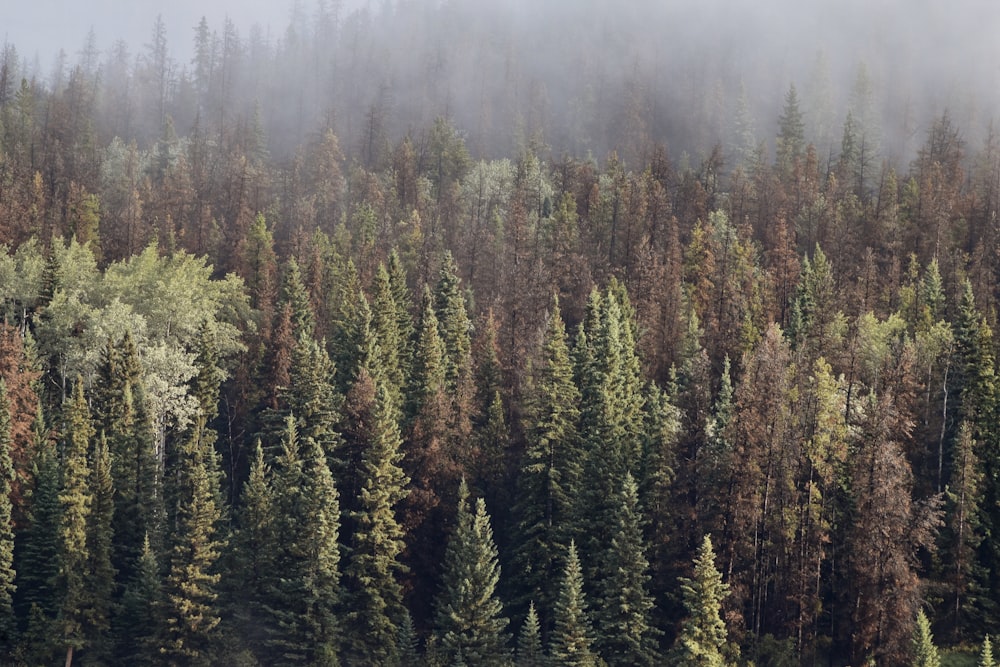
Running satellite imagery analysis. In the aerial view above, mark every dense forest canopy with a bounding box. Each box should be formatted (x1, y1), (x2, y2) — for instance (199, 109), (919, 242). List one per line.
(1, 0), (1000, 665)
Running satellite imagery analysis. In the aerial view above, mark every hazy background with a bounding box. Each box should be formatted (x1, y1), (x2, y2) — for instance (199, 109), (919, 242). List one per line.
(3, 0), (999, 163)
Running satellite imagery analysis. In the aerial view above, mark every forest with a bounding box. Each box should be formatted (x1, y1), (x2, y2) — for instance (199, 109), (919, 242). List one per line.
(1, 0), (1000, 665)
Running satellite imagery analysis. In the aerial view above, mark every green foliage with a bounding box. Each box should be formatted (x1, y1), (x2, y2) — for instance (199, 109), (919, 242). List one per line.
(516, 602), (545, 667)
(671, 535), (730, 667)
(0, 381), (16, 649)
(594, 473), (659, 666)
(550, 541), (598, 667)
(433, 480), (511, 666)
(913, 609), (942, 667)
(115, 534), (163, 663)
(510, 300), (582, 625)
(980, 635), (995, 667)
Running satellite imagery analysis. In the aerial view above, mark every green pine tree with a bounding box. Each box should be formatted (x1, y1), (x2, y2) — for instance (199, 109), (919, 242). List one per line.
(594, 473), (659, 666)
(342, 378), (410, 665)
(980, 635), (995, 667)
(516, 602), (546, 667)
(278, 257), (316, 340)
(433, 479), (511, 666)
(550, 541), (598, 667)
(510, 299), (582, 627)
(0, 381), (15, 651)
(115, 534), (162, 663)
(912, 609), (941, 667)
(58, 379), (94, 666)
(265, 417), (342, 664)
(372, 261), (409, 420)
(670, 534), (730, 667)
(434, 251), (473, 396)
(84, 433), (116, 661)
(161, 419), (225, 665)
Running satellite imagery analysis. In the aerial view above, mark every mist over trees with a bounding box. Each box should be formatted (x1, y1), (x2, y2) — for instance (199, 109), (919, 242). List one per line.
(1, 0), (1000, 664)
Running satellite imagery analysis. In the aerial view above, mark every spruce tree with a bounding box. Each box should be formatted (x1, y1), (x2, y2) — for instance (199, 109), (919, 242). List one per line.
(670, 534), (730, 667)
(0, 381), (15, 651)
(161, 419), (225, 665)
(433, 479), (511, 666)
(594, 473), (659, 666)
(278, 256), (316, 340)
(115, 534), (162, 663)
(980, 635), (995, 667)
(510, 300), (582, 627)
(550, 541), (598, 667)
(434, 251), (473, 396)
(372, 261), (408, 419)
(912, 609), (941, 667)
(58, 379), (94, 666)
(342, 379), (410, 665)
(516, 602), (546, 667)
(265, 417), (342, 664)
(85, 433), (116, 661)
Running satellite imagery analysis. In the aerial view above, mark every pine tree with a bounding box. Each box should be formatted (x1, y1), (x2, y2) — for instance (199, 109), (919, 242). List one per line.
(93, 332), (159, 583)
(342, 378), (410, 665)
(115, 534), (162, 663)
(161, 419), (225, 665)
(516, 602), (545, 667)
(776, 83), (805, 176)
(433, 479), (511, 666)
(670, 534), (730, 667)
(980, 635), (995, 667)
(372, 261), (408, 419)
(84, 433), (116, 661)
(594, 473), (659, 666)
(550, 541), (598, 667)
(912, 610), (941, 667)
(265, 417), (342, 663)
(510, 300), (582, 627)
(434, 251), (473, 396)
(396, 609), (420, 666)
(58, 379), (94, 666)
(230, 441), (275, 660)
(0, 381), (15, 651)
(278, 256), (316, 340)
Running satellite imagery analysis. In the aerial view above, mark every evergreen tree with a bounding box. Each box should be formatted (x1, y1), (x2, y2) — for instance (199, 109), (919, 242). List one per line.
(434, 251), (473, 396)
(265, 417), (342, 664)
(510, 300), (582, 627)
(594, 473), (659, 666)
(58, 379), (94, 666)
(85, 433), (116, 662)
(550, 541), (598, 667)
(776, 83), (805, 176)
(433, 479), (511, 666)
(516, 602), (546, 667)
(230, 440), (275, 660)
(93, 332), (159, 583)
(0, 381), (15, 651)
(342, 379), (410, 665)
(396, 609), (421, 666)
(13, 411), (60, 630)
(980, 635), (995, 667)
(160, 419), (225, 666)
(912, 609), (941, 667)
(372, 260), (409, 419)
(115, 534), (162, 663)
(670, 534), (730, 667)
(278, 256), (316, 340)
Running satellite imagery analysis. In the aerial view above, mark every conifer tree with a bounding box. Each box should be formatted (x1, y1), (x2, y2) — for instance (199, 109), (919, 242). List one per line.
(912, 609), (941, 667)
(0, 381), (15, 651)
(13, 412), (60, 630)
(550, 541), (598, 667)
(342, 378), (410, 665)
(510, 300), (582, 627)
(670, 534), (730, 667)
(266, 417), (342, 663)
(161, 419), (225, 665)
(85, 433), (115, 662)
(93, 333), (158, 581)
(372, 261), (408, 419)
(594, 473), (659, 666)
(396, 609), (420, 666)
(278, 256), (316, 341)
(516, 602), (545, 667)
(230, 441), (274, 660)
(58, 379), (94, 666)
(980, 635), (995, 667)
(115, 534), (162, 663)
(433, 479), (511, 666)
(434, 251), (473, 396)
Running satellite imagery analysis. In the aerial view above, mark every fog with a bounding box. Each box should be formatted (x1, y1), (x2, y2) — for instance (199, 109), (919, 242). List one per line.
(4, 0), (999, 164)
